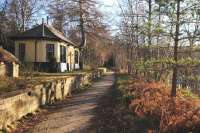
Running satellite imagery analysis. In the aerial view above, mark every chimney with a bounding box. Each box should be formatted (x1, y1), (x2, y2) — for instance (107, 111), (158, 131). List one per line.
(42, 18), (44, 24)
(42, 18), (45, 37)
(47, 16), (49, 25)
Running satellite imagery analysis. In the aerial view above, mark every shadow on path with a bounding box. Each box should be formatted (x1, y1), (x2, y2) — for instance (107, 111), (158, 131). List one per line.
(88, 75), (148, 133)
(27, 74), (115, 133)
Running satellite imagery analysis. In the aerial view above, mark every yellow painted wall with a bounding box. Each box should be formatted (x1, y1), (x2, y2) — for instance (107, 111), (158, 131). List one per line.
(36, 40), (46, 62)
(15, 40), (69, 63)
(15, 39), (79, 66)
(67, 45), (75, 70)
(15, 40), (46, 62)
(15, 40), (35, 62)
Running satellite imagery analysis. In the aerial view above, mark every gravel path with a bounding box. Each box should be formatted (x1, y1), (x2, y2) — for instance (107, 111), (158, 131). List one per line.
(29, 74), (115, 133)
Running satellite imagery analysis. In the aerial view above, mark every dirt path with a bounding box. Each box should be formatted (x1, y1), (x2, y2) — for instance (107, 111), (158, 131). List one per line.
(88, 76), (144, 133)
(28, 74), (115, 133)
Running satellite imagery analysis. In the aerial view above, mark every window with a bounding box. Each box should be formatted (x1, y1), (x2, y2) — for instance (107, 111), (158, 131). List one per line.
(75, 50), (79, 64)
(46, 44), (54, 61)
(19, 43), (25, 61)
(60, 45), (66, 63)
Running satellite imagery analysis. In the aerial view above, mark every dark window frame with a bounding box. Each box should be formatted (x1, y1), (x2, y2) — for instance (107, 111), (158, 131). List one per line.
(46, 44), (55, 62)
(60, 45), (66, 63)
(75, 50), (79, 64)
(19, 43), (25, 61)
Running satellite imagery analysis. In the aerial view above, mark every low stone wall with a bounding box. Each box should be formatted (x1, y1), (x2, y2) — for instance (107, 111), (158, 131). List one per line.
(0, 70), (103, 129)
(12, 62), (19, 78)
(98, 67), (107, 74)
(0, 62), (6, 77)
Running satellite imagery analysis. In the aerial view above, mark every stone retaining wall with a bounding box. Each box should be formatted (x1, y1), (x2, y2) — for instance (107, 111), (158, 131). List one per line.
(0, 70), (103, 129)
(0, 62), (6, 77)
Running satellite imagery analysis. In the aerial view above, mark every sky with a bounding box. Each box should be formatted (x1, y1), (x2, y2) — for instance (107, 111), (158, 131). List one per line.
(0, 0), (121, 33)
(98, 0), (120, 33)
(34, 0), (121, 33)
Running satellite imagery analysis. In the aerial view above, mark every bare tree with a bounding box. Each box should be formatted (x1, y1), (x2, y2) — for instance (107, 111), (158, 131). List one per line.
(48, 0), (67, 33)
(48, 0), (112, 68)
(8, 0), (43, 32)
(116, 0), (200, 96)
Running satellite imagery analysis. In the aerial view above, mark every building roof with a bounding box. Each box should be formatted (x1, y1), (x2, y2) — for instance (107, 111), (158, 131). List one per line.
(10, 24), (78, 47)
(0, 47), (19, 63)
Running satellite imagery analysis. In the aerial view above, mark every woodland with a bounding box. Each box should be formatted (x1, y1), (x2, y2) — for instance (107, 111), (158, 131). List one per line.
(0, 0), (200, 132)
(0, 0), (200, 96)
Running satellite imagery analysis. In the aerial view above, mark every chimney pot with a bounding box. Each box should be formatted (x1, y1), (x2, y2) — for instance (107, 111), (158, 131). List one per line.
(47, 16), (49, 25)
(42, 18), (45, 37)
(42, 18), (44, 24)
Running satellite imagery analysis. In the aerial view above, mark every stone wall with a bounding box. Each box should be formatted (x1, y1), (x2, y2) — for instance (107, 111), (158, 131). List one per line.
(12, 62), (19, 78)
(0, 70), (103, 129)
(0, 62), (6, 77)
(98, 67), (107, 74)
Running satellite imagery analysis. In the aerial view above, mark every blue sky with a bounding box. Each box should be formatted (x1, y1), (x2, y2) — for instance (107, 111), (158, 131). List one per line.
(34, 0), (121, 32)
(98, 0), (120, 32)
(0, 0), (120, 33)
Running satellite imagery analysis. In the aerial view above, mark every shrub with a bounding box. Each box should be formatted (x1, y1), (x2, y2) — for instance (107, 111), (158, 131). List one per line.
(128, 81), (200, 133)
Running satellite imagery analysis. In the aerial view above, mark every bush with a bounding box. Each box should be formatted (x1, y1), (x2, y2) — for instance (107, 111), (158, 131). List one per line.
(128, 81), (200, 133)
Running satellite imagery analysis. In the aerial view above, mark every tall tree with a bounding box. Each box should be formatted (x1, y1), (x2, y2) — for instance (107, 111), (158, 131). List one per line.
(0, 0), (9, 48)
(8, 0), (42, 32)
(161, 0), (200, 96)
(146, 0), (152, 47)
(48, 0), (67, 33)
(171, 0), (181, 97)
(48, 0), (107, 68)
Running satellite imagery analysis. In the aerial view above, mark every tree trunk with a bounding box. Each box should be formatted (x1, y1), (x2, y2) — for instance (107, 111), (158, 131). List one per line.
(148, 0), (152, 58)
(157, 3), (161, 59)
(79, 0), (86, 69)
(171, 0), (181, 97)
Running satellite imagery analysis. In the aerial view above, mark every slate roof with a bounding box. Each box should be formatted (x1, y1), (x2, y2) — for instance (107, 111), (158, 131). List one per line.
(0, 47), (19, 63)
(10, 24), (78, 47)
